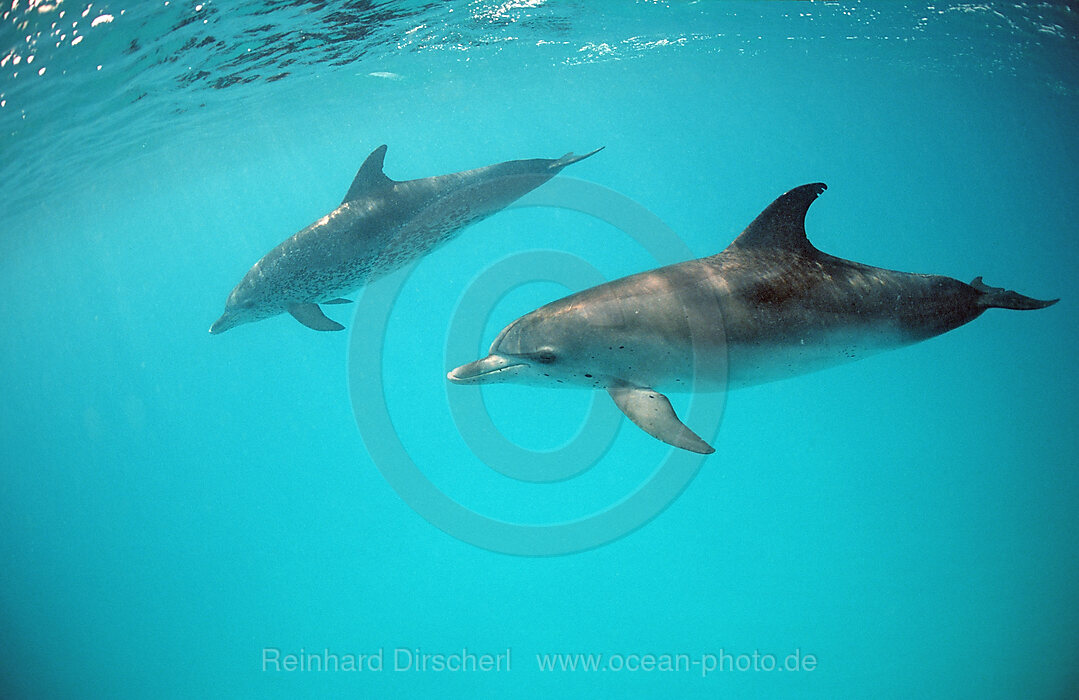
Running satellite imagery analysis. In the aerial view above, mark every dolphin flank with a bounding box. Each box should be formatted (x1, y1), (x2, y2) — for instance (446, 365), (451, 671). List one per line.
(210, 145), (603, 334)
(447, 183), (1058, 454)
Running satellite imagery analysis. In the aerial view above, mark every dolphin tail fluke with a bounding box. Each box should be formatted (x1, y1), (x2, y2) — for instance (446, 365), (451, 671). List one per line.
(608, 385), (715, 455)
(970, 277), (1059, 310)
(551, 146), (605, 170)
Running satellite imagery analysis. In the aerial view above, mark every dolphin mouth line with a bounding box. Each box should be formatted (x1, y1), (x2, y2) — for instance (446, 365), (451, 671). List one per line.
(447, 358), (526, 383)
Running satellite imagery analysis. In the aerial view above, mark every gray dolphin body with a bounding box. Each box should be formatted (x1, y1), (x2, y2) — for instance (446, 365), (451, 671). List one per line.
(210, 145), (602, 334)
(447, 183), (1058, 454)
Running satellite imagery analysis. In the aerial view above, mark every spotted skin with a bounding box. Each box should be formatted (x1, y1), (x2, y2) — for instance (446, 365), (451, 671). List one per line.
(210, 145), (602, 333)
(448, 183), (1058, 454)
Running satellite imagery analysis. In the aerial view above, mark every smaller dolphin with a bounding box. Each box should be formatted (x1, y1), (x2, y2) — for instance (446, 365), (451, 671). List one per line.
(211, 145), (602, 334)
(447, 183), (1058, 454)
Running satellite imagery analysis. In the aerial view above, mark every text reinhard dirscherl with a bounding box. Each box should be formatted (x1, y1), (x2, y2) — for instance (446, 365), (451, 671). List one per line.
(261, 648), (818, 677)
(262, 648), (511, 673)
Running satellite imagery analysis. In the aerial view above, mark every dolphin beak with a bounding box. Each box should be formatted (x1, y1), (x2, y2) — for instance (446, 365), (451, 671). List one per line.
(209, 313), (234, 335)
(447, 354), (525, 384)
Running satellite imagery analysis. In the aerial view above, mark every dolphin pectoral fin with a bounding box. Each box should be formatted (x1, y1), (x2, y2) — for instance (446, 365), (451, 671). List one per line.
(607, 385), (715, 455)
(323, 298), (353, 305)
(287, 303), (345, 332)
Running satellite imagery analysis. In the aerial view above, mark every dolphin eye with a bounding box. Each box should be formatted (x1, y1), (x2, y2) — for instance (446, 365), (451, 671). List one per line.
(536, 351), (557, 364)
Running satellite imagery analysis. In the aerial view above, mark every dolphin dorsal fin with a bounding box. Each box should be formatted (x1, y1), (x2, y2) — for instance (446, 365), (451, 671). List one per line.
(727, 183), (827, 255)
(342, 145), (394, 204)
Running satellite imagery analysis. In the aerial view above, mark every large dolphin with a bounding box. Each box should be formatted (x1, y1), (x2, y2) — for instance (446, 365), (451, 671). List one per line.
(447, 183), (1058, 454)
(210, 145), (602, 334)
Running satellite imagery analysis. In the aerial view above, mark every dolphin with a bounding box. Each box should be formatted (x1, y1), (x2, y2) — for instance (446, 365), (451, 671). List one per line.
(210, 145), (603, 334)
(447, 183), (1058, 454)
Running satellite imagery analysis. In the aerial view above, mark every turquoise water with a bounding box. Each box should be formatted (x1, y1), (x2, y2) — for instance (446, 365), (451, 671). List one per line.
(3, 1), (1078, 697)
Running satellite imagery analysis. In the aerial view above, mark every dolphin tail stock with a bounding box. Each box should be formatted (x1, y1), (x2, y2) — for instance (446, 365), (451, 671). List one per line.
(969, 276), (1059, 311)
(551, 146), (605, 170)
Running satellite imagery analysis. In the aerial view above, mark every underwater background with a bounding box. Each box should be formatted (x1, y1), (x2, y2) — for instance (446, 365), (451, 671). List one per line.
(2, 1), (1078, 698)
